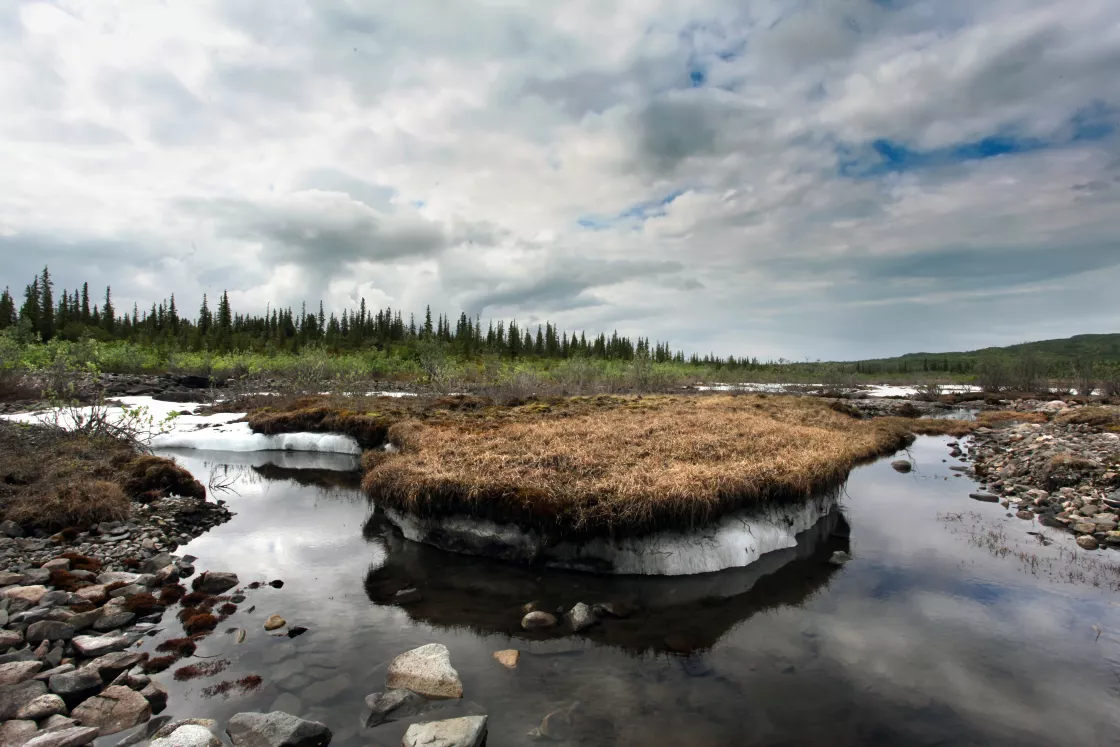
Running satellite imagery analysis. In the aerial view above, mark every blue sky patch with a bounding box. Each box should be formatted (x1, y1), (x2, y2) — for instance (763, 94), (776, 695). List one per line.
(577, 188), (689, 229)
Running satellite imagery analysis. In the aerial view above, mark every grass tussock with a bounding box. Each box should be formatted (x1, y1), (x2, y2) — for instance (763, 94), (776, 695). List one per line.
(1053, 406), (1120, 430)
(360, 394), (974, 537)
(182, 612), (218, 634)
(245, 404), (392, 448)
(123, 593), (164, 616)
(0, 422), (203, 531)
(156, 637), (198, 657)
(976, 410), (1049, 427)
(159, 583), (186, 605)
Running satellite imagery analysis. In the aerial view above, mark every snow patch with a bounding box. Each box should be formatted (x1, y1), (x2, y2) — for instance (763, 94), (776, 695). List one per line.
(382, 493), (838, 576)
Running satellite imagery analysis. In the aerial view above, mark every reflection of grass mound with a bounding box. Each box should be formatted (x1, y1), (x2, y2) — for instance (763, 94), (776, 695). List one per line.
(364, 510), (848, 656)
(359, 394), (970, 537)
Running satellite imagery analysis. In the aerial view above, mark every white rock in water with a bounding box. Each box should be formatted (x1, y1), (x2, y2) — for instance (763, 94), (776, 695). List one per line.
(403, 716), (487, 747)
(226, 711), (332, 747)
(150, 724), (223, 747)
(386, 643), (463, 699)
(566, 603), (598, 632)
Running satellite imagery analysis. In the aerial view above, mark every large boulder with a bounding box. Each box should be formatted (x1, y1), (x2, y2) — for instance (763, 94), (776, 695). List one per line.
(0, 660), (43, 685)
(71, 635), (131, 658)
(385, 644), (463, 699)
(226, 711), (332, 747)
(191, 572), (239, 595)
(27, 621), (76, 643)
(0, 679), (48, 720)
(1, 585), (49, 605)
(402, 716), (487, 747)
(150, 724), (223, 747)
(71, 685), (151, 736)
(15, 692), (67, 720)
(0, 718), (38, 745)
(49, 668), (103, 704)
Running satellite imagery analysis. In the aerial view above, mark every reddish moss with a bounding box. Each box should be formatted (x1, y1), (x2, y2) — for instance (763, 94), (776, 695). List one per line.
(172, 659), (229, 681)
(104, 581), (131, 593)
(48, 569), (89, 592)
(121, 557), (141, 569)
(201, 680), (234, 698)
(155, 637), (197, 657)
(67, 601), (96, 614)
(218, 603), (237, 616)
(177, 605), (200, 623)
(58, 553), (102, 573)
(122, 455), (206, 501)
(183, 612), (218, 634)
(123, 593), (164, 616)
(158, 584), (186, 605)
(181, 591), (216, 608)
(142, 654), (180, 673)
(237, 675), (263, 692)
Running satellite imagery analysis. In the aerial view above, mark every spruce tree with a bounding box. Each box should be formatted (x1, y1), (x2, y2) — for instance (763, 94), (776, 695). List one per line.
(38, 267), (54, 341)
(80, 282), (90, 324)
(0, 287), (14, 329)
(102, 287), (115, 334)
(198, 294), (211, 337)
(20, 279), (41, 335)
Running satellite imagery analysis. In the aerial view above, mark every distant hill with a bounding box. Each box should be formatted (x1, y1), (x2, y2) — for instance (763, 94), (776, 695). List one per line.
(847, 334), (1120, 375)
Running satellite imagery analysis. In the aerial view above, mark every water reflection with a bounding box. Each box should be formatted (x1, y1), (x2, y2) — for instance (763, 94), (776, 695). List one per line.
(364, 510), (850, 656)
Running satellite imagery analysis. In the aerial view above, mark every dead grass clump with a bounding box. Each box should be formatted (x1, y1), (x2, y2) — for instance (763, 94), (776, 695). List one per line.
(156, 637), (197, 657)
(1048, 454), (1103, 472)
(122, 455), (206, 501)
(246, 406), (391, 448)
(1054, 406), (1120, 430)
(182, 612), (218, 634)
(362, 394), (975, 537)
(173, 659), (229, 681)
(159, 583), (186, 605)
(58, 553), (102, 573)
(142, 654), (180, 673)
(4, 480), (131, 532)
(976, 410), (1049, 427)
(123, 593), (164, 616)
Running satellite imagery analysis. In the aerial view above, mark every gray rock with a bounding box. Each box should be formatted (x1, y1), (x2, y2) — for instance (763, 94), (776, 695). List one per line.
(26, 622), (75, 644)
(829, 551), (852, 566)
(403, 716), (487, 747)
(0, 679), (48, 720)
(70, 635), (130, 658)
(226, 711), (333, 747)
(0, 520), (24, 538)
(0, 660), (43, 686)
(0, 629), (24, 650)
(0, 719), (39, 745)
(95, 572), (140, 586)
(521, 611), (558, 631)
(302, 673), (352, 706)
(140, 679), (168, 708)
(65, 610), (102, 633)
(0, 571), (27, 586)
(0, 649), (38, 665)
(70, 684), (151, 736)
(969, 493), (1000, 503)
(108, 585), (145, 600)
(2, 586), (49, 606)
(86, 652), (145, 679)
(22, 726), (100, 747)
(385, 644), (463, 699)
(530, 702), (580, 740)
(15, 692), (67, 720)
(34, 664), (75, 682)
(363, 689), (428, 728)
(49, 669), (102, 702)
(141, 554), (173, 574)
(150, 724), (222, 747)
(891, 460), (912, 473)
(1076, 535), (1100, 550)
(93, 612), (136, 632)
(39, 715), (78, 731)
(191, 572), (238, 595)
(37, 591), (81, 609)
(565, 603), (598, 633)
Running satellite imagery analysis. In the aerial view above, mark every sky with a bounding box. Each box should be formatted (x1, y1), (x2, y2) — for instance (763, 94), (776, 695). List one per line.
(1, 0), (1119, 361)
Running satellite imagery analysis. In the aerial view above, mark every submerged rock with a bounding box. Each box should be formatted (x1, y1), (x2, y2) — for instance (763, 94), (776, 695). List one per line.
(969, 493), (999, 503)
(362, 689), (428, 728)
(226, 711), (332, 747)
(386, 643), (463, 699)
(566, 603), (599, 632)
(264, 614), (286, 631)
(191, 572), (239, 595)
(829, 551), (852, 566)
(521, 611), (558, 631)
(403, 716), (487, 747)
(150, 724), (223, 747)
(492, 650), (520, 669)
(891, 460), (912, 473)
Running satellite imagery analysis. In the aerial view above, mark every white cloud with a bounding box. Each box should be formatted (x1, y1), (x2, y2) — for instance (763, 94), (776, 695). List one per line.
(1, 0), (1119, 359)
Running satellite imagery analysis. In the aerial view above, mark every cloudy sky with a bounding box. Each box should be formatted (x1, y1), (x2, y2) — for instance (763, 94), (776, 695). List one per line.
(2, 0), (1119, 360)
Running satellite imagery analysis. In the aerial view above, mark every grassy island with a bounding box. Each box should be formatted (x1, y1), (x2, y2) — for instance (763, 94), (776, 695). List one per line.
(235, 393), (973, 538)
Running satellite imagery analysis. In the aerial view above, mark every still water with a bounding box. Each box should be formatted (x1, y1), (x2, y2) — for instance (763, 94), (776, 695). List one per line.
(124, 436), (1120, 747)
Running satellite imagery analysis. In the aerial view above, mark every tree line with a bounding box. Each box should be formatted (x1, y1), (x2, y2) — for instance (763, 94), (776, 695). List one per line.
(1, 268), (763, 368)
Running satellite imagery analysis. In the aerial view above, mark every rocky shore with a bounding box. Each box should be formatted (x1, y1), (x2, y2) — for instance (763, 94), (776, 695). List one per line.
(955, 402), (1120, 550)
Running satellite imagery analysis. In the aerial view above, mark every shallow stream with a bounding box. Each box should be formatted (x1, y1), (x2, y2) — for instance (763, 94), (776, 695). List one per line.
(121, 436), (1120, 747)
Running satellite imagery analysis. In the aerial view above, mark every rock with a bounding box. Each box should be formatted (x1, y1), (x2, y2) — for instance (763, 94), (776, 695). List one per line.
(95, 573), (140, 586)
(302, 673), (351, 705)
(269, 693), (301, 715)
(0, 719), (39, 745)
(0, 679), (48, 720)
(565, 603), (598, 633)
(264, 615), (286, 631)
(2, 586), (49, 605)
(22, 726), (100, 747)
(65, 610), (102, 633)
(41, 559), (70, 572)
(26, 622), (75, 644)
(139, 554), (174, 575)
(532, 702), (580, 740)
(150, 724), (222, 747)
(191, 573), (238, 595)
(21, 570), (50, 586)
(0, 660), (43, 686)
(1076, 535), (1099, 550)
(0, 629), (24, 650)
(891, 460), (912, 473)
(85, 652), (144, 679)
(0, 571), (26, 586)
(492, 650), (520, 669)
(93, 611), (136, 632)
(1073, 522), (1098, 535)
(226, 711), (332, 747)
(70, 636), (130, 658)
(1016, 510), (1035, 520)
(393, 588), (422, 605)
(286, 627), (308, 639)
(829, 551), (852, 565)
(386, 644), (463, 700)
(403, 716), (487, 747)
(71, 685), (151, 736)
(74, 587), (107, 606)
(362, 689), (428, 728)
(969, 493), (999, 503)
(108, 585), (145, 599)
(521, 612), (558, 631)
(150, 720), (219, 740)
(34, 665), (75, 682)
(15, 692), (67, 720)
(49, 669), (103, 703)
(0, 520), (24, 538)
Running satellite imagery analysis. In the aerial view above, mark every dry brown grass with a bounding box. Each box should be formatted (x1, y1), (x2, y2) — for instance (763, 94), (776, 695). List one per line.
(360, 394), (973, 537)
(975, 410), (1049, 427)
(0, 421), (205, 531)
(1053, 406), (1120, 430)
